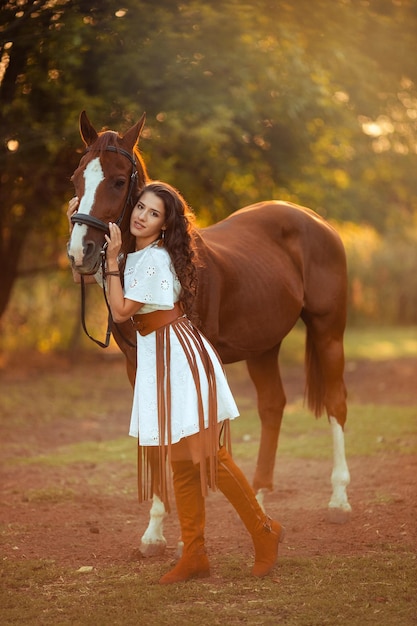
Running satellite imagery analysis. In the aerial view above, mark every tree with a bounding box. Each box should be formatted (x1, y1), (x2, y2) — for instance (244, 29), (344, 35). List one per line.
(1, 1), (83, 319)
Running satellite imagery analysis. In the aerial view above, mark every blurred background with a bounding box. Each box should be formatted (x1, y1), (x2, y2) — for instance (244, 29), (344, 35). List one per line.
(1, 0), (416, 359)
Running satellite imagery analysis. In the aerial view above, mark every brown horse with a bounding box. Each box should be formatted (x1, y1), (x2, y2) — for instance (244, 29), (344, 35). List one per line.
(67, 111), (351, 555)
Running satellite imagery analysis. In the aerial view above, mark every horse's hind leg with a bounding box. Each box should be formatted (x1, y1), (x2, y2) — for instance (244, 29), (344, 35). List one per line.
(246, 345), (285, 509)
(322, 341), (351, 521)
(303, 312), (351, 521)
(329, 415), (351, 522)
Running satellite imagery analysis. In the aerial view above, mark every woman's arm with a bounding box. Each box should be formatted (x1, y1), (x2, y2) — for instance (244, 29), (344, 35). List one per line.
(104, 222), (144, 323)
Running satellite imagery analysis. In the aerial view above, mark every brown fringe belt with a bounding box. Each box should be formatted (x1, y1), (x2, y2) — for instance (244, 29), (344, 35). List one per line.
(132, 306), (231, 510)
(131, 302), (184, 336)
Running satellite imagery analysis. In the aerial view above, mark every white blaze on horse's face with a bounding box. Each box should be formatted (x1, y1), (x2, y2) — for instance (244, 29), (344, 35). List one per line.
(68, 157), (104, 266)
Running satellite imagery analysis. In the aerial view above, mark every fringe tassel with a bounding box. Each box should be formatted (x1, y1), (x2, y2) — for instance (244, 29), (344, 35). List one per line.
(136, 317), (232, 508)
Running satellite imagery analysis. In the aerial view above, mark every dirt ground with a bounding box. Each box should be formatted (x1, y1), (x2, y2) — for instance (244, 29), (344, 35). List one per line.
(0, 355), (416, 570)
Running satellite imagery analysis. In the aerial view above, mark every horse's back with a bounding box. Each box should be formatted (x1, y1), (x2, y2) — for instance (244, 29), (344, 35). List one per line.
(196, 201), (347, 360)
(200, 200), (346, 291)
(203, 201), (343, 255)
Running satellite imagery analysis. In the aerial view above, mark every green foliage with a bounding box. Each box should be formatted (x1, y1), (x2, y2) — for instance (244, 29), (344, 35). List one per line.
(338, 221), (417, 324)
(0, 269), (114, 354)
(1, 0), (417, 325)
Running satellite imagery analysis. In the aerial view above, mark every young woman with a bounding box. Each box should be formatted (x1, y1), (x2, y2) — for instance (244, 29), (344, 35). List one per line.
(68, 181), (284, 584)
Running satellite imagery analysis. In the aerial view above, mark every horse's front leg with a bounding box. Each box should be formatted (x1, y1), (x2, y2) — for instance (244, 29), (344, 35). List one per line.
(328, 416), (351, 523)
(246, 346), (285, 510)
(137, 450), (183, 558)
(137, 447), (168, 557)
(139, 494), (168, 557)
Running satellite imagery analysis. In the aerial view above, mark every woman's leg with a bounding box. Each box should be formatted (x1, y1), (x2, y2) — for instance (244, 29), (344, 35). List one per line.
(184, 429), (285, 577)
(161, 429), (285, 582)
(159, 439), (209, 584)
(213, 446), (285, 577)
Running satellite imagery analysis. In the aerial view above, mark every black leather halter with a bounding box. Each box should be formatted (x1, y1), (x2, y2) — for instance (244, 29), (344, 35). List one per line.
(70, 145), (138, 235)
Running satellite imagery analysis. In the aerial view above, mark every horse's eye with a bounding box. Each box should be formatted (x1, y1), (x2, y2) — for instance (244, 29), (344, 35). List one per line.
(115, 179), (126, 189)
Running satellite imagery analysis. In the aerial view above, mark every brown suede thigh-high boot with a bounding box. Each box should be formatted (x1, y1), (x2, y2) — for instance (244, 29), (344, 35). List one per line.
(215, 447), (285, 577)
(159, 460), (210, 584)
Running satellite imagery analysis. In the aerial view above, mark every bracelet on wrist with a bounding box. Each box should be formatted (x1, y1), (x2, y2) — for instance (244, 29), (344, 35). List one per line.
(105, 271), (120, 277)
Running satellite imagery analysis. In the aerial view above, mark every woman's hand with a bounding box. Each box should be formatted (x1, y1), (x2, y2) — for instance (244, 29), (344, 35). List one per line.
(104, 222), (122, 266)
(67, 196), (79, 233)
(103, 222), (141, 322)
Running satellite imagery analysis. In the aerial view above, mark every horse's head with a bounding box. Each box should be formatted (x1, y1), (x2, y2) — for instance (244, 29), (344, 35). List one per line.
(67, 111), (148, 274)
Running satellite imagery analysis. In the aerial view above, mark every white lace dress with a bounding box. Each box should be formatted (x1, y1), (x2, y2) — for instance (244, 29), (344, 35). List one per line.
(124, 243), (239, 447)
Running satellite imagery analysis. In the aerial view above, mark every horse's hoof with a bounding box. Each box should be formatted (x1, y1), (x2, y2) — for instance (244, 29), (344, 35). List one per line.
(327, 507), (352, 524)
(139, 539), (167, 557)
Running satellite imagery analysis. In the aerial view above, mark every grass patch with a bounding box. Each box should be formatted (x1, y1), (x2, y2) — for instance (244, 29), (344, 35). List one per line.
(231, 403), (417, 461)
(5, 402), (415, 471)
(22, 487), (76, 503)
(279, 323), (417, 364)
(1, 552), (415, 626)
(8, 437), (137, 468)
(0, 365), (131, 425)
(4, 404), (415, 469)
(343, 326), (417, 361)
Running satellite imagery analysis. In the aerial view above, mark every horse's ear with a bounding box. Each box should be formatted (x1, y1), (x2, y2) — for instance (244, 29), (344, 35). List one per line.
(79, 110), (98, 146)
(121, 113), (146, 151)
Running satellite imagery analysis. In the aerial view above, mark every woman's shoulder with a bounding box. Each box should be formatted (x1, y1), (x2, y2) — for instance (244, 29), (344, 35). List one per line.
(146, 243), (172, 267)
(126, 243), (169, 262)
(126, 244), (172, 273)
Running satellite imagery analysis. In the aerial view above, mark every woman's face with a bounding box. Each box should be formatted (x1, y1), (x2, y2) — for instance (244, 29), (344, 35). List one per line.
(130, 190), (166, 250)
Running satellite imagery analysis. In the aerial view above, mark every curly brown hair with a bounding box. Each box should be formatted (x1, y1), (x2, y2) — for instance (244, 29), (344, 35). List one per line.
(121, 181), (200, 323)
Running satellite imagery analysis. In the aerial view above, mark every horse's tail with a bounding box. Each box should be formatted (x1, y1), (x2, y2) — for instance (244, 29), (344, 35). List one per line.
(304, 327), (326, 418)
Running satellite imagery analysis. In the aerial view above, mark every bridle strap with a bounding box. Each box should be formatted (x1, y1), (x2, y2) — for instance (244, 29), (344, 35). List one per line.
(71, 213), (110, 235)
(98, 145), (136, 165)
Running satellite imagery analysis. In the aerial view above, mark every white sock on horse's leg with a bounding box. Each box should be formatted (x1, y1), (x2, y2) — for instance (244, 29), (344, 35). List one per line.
(328, 416), (351, 521)
(140, 494), (167, 557)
